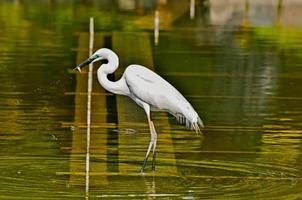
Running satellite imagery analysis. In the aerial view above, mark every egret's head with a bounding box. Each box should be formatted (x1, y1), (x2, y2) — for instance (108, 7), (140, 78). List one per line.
(73, 48), (111, 72)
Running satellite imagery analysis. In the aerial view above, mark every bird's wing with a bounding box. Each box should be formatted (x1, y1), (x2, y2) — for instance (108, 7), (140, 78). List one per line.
(124, 65), (204, 131)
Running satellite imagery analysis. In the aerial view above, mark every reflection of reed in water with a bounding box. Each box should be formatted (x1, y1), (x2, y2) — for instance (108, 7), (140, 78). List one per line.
(112, 32), (177, 174)
(70, 32), (109, 187)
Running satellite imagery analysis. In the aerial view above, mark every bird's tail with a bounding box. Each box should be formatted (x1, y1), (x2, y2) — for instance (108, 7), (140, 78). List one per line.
(176, 114), (204, 133)
(191, 117), (204, 133)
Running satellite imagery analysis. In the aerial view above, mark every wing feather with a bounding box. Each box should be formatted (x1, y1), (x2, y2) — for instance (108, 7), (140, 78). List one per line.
(124, 65), (204, 131)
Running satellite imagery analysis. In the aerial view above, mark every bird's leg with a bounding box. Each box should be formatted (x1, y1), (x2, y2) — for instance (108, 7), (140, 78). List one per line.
(140, 102), (159, 173)
(150, 121), (157, 171)
(140, 119), (157, 173)
(140, 127), (154, 173)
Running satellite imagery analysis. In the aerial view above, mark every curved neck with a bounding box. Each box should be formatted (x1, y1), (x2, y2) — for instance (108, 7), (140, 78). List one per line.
(97, 56), (130, 96)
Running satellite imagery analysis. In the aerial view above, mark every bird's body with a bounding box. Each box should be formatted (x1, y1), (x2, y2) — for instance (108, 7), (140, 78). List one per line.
(75, 48), (203, 172)
(124, 65), (202, 130)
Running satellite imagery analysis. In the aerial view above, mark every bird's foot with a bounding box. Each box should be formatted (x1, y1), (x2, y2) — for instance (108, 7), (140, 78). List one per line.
(140, 157), (148, 173)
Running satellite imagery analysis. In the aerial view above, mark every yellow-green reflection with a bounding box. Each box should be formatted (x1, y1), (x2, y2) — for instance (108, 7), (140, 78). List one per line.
(0, 0), (302, 199)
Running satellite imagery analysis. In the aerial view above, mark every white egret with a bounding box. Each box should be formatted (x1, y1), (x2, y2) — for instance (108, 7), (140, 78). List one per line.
(74, 48), (204, 172)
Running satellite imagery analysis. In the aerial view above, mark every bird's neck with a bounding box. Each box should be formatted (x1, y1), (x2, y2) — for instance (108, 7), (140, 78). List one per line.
(97, 58), (130, 96)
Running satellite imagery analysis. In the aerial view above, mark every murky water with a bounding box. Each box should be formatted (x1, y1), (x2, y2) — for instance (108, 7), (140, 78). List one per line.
(1, 0), (302, 199)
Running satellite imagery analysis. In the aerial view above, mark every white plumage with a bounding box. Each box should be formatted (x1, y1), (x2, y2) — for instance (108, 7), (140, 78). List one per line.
(124, 65), (203, 131)
(75, 48), (204, 172)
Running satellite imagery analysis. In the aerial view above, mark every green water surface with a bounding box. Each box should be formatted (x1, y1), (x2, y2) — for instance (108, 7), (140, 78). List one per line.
(0, 0), (302, 199)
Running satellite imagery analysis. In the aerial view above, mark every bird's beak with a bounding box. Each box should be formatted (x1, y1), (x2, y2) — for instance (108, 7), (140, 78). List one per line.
(73, 58), (94, 73)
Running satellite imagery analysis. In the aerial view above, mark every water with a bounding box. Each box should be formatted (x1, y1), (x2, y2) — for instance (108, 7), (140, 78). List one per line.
(0, 0), (302, 199)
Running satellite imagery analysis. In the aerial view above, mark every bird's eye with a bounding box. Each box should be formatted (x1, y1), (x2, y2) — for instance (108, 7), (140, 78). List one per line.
(93, 54), (99, 59)
(88, 54), (99, 62)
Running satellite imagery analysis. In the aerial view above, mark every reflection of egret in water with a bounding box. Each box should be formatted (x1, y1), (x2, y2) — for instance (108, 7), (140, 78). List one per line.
(74, 48), (204, 172)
